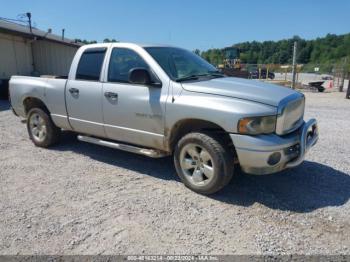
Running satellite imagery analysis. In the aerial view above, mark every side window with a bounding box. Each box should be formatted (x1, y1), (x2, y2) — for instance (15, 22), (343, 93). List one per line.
(108, 48), (148, 83)
(76, 48), (106, 81)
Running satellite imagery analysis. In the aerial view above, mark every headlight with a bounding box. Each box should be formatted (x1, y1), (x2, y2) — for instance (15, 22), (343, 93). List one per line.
(238, 115), (276, 135)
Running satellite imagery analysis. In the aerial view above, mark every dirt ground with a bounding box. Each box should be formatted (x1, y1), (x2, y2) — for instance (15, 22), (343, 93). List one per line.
(0, 91), (349, 255)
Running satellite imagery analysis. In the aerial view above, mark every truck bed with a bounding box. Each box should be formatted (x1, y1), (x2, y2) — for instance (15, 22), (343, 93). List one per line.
(9, 75), (70, 129)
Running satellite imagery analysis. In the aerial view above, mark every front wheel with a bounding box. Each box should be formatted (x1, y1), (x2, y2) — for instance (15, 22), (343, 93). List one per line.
(27, 108), (61, 147)
(174, 132), (234, 195)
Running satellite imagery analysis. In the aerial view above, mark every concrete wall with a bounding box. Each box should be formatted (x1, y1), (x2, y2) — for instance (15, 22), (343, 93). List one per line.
(0, 32), (33, 78)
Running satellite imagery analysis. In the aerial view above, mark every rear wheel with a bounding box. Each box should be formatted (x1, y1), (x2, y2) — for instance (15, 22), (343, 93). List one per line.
(174, 132), (234, 195)
(27, 108), (61, 147)
(318, 86), (325, 92)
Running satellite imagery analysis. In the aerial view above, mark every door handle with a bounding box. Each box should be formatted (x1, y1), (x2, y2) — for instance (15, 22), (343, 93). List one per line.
(69, 88), (79, 94)
(104, 92), (118, 100)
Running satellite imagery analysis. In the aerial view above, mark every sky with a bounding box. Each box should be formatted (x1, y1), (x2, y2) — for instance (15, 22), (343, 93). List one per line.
(1, 0), (350, 50)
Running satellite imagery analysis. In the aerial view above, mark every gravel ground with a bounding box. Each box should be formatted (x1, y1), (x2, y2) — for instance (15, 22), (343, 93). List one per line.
(0, 91), (349, 255)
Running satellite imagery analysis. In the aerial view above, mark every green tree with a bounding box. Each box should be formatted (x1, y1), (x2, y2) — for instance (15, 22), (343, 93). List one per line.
(103, 38), (118, 43)
(199, 33), (350, 69)
(193, 49), (201, 56)
(74, 39), (97, 44)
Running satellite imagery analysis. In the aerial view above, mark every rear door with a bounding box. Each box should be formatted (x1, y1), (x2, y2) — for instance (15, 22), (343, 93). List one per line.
(65, 48), (106, 137)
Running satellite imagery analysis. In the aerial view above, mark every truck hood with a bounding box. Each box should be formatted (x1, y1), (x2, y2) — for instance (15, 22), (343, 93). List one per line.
(181, 77), (299, 107)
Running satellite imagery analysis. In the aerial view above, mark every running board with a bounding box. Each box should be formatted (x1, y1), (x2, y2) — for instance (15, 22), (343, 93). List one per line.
(77, 135), (169, 158)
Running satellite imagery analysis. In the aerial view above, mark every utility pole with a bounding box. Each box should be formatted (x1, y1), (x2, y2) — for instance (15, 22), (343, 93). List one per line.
(291, 41), (297, 89)
(24, 12), (35, 74)
(346, 72), (350, 99)
(339, 57), (347, 92)
(26, 12), (32, 33)
(62, 29), (65, 40)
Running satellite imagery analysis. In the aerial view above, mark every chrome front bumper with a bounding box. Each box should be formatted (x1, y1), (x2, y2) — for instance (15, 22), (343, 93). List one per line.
(230, 119), (318, 175)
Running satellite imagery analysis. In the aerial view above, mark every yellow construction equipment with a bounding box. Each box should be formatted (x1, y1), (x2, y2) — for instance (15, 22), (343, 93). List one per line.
(219, 47), (249, 78)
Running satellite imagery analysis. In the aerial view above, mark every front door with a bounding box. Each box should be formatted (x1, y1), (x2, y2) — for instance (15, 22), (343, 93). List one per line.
(66, 48), (106, 137)
(102, 47), (166, 149)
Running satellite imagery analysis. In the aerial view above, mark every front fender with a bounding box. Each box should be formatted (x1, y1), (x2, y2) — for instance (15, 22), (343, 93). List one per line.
(166, 90), (277, 134)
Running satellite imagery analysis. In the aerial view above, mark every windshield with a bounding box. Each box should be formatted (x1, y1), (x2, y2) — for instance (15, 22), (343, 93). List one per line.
(144, 47), (221, 81)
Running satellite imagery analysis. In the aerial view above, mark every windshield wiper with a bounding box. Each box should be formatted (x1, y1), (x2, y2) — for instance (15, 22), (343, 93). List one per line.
(196, 71), (225, 78)
(175, 72), (224, 82)
(175, 75), (200, 82)
(207, 70), (225, 77)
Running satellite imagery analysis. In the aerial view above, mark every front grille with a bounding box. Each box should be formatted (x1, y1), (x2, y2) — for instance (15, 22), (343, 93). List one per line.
(276, 95), (305, 135)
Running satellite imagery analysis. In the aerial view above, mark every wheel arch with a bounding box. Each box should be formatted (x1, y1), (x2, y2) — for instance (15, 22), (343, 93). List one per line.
(23, 97), (50, 116)
(166, 118), (234, 153)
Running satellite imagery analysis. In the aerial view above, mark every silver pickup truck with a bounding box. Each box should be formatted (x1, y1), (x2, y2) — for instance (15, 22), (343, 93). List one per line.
(9, 43), (318, 194)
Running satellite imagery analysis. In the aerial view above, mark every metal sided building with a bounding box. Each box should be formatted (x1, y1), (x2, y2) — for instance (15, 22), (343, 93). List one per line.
(0, 20), (82, 97)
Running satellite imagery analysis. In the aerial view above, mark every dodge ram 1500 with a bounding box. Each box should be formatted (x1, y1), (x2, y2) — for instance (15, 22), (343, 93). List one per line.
(10, 43), (318, 194)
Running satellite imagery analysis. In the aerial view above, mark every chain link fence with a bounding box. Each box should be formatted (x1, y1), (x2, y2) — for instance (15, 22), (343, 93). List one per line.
(238, 63), (349, 93)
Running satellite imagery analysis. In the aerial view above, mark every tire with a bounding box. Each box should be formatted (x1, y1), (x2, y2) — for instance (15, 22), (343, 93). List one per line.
(174, 132), (234, 195)
(318, 87), (325, 92)
(26, 108), (61, 147)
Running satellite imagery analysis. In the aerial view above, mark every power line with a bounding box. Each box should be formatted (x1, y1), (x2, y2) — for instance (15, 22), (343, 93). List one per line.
(0, 13), (35, 34)
(0, 16), (27, 24)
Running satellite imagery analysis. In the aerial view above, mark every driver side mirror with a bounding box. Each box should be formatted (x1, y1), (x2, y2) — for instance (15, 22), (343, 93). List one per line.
(128, 68), (162, 87)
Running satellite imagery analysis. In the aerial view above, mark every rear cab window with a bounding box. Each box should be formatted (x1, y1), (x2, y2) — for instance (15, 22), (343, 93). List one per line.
(76, 48), (106, 81)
